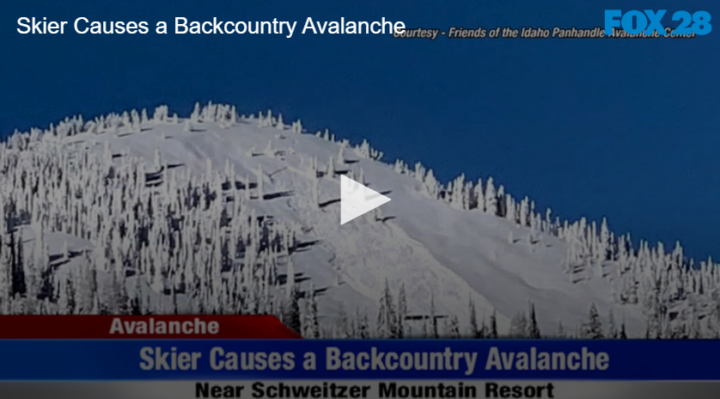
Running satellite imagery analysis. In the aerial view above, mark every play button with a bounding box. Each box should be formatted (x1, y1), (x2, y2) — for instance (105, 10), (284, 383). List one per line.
(340, 175), (391, 225)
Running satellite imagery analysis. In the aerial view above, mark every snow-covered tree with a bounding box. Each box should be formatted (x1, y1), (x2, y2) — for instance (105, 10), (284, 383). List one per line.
(445, 315), (461, 338)
(282, 284), (302, 334)
(509, 311), (528, 338)
(356, 307), (370, 339)
(607, 308), (618, 338)
(527, 302), (541, 338)
(302, 284), (320, 338)
(397, 283), (407, 338)
(584, 303), (604, 339)
(376, 279), (397, 338)
(484, 177), (497, 215)
(488, 310), (498, 338)
(469, 297), (478, 338)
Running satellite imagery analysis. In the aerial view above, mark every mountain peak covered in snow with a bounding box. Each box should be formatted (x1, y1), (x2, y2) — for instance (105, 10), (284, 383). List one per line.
(0, 102), (714, 339)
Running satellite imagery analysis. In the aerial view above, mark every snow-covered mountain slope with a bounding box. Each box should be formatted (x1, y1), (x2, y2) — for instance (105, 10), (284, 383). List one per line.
(0, 103), (714, 338)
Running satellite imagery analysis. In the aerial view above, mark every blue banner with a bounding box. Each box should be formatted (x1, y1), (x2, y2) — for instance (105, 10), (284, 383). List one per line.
(0, 339), (715, 380)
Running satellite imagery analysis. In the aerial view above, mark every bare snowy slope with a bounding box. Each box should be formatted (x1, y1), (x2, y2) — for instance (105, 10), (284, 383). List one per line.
(2, 103), (715, 339)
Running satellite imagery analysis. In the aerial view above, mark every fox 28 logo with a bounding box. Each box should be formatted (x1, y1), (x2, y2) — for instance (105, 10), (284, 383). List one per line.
(604, 10), (712, 36)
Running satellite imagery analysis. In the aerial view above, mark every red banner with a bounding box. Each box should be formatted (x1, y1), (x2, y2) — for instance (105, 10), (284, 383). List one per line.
(0, 315), (301, 339)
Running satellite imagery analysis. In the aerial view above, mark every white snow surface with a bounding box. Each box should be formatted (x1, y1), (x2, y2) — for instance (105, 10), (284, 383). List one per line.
(0, 104), (654, 337)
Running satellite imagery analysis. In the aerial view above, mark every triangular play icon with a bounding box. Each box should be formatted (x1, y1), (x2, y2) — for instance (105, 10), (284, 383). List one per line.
(340, 175), (391, 225)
